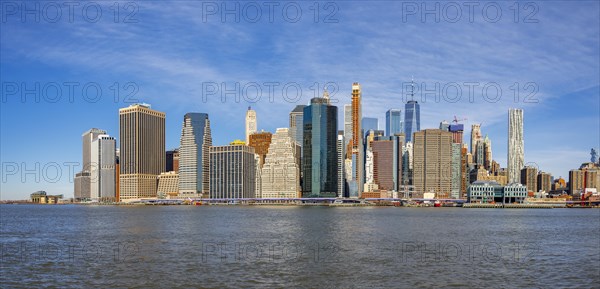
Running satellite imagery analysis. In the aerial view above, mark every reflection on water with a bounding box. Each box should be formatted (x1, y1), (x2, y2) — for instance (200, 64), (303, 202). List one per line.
(1, 205), (599, 288)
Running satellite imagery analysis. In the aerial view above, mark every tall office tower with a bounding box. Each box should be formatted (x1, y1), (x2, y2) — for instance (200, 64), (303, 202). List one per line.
(412, 129), (453, 198)
(337, 131), (346, 198)
(470, 124), (482, 159)
(165, 149), (180, 172)
(248, 131), (273, 167)
(261, 128), (301, 199)
(350, 82), (364, 197)
(371, 136), (403, 192)
(404, 100), (420, 142)
(302, 92), (338, 197)
(178, 113), (212, 198)
(569, 169), (584, 195)
(439, 120), (450, 131)
(362, 117), (379, 133)
(451, 143), (461, 199)
(537, 172), (552, 193)
(119, 104), (165, 200)
(483, 136), (493, 171)
(245, 106), (257, 144)
(209, 145), (256, 199)
(520, 166), (538, 192)
(449, 124), (464, 144)
(344, 104), (353, 149)
(385, 109), (402, 137)
(90, 134), (116, 200)
(74, 128), (107, 200)
(289, 105), (306, 147)
(508, 109), (524, 184)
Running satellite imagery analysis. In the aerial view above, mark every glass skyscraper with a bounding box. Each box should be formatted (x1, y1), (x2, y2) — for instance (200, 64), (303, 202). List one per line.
(385, 109), (402, 136)
(404, 100), (420, 142)
(179, 113), (212, 197)
(302, 95), (338, 197)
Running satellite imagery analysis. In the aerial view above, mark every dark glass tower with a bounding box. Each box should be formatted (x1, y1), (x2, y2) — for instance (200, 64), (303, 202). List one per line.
(404, 100), (420, 142)
(302, 95), (338, 197)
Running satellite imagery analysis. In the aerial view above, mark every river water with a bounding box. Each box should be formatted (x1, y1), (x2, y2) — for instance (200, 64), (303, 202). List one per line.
(1, 205), (598, 288)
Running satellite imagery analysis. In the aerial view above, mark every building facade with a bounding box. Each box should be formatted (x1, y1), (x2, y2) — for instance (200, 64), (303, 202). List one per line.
(412, 129), (453, 198)
(157, 171), (179, 198)
(209, 145), (256, 199)
(245, 106), (257, 144)
(508, 109), (524, 184)
(249, 131), (273, 167)
(289, 105), (306, 147)
(404, 100), (420, 142)
(302, 93), (338, 197)
(178, 113), (211, 197)
(90, 134), (116, 200)
(261, 128), (301, 199)
(521, 166), (538, 193)
(385, 109), (402, 137)
(119, 104), (166, 200)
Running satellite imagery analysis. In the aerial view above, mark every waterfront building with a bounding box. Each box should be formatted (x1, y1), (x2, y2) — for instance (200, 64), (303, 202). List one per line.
(371, 136), (403, 192)
(261, 128), (301, 199)
(178, 113), (212, 198)
(74, 128), (106, 200)
(119, 104), (165, 200)
(412, 129), (453, 198)
(468, 180), (503, 203)
(209, 145), (256, 199)
(503, 183), (528, 204)
(337, 131), (346, 197)
(537, 171), (552, 193)
(569, 169), (584, 195)
(90, 134), (116, 200)
(157, 171), (179, 198)
(302, 92), (338, 197)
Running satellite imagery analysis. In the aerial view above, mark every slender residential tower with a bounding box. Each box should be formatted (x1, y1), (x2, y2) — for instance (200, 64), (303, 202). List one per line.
(119, 104), (166, 200)
(245, 107), (257, 144)
(178, 113), (212, 197)
(508, 109), (524, 184)
(351, 82), (364, 197)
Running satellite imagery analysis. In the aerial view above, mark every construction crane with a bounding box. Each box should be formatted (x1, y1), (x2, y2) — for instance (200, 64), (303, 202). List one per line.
(452, 116), (467, 124)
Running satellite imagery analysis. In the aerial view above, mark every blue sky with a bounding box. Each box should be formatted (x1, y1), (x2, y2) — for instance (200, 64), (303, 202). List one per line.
(1, 1), (599, 200)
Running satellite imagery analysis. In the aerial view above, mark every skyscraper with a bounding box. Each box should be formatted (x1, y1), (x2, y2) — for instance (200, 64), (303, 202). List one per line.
(337, 131), (346, 197)
(289, 105), (306, 147)
(261, 128), (301, 199)
(302, 92), (338, 197)
(404, 100), (420, 142)
(90, 134), (116, 200)
(362, 117), (379, 133)
(385, 109), (402, 137)
(343, 104), (352, 149)
(209, 145), (256, 199)
(245, 106), (257, 144)
(470, 124), (482, 159)
(119, 104), (166, 200)
(508, 109), (524, 184)
(521, 166), (538, 192)
(537, 171), (552, 193)
(449, 124), (464, 144)
(371, 136), (403, 192)
(74, 128), (107, 200)
(179, 113), (212, 198)
(351, 82), (364, 197)
(412, 129), (453, 198)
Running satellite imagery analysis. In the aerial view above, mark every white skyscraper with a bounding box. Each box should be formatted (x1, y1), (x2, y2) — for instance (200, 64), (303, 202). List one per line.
(508, 109), (524, 184)
(337, 132), (346, 198)
(261, 128), (301, 198)
(90, 134), (116, 200)
(245, 107), (257, 144)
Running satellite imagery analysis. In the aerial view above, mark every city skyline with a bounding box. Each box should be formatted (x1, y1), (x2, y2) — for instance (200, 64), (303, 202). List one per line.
(2, 1), (599, 200)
